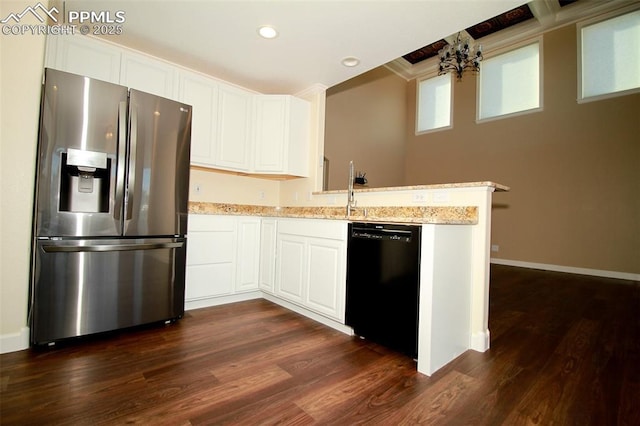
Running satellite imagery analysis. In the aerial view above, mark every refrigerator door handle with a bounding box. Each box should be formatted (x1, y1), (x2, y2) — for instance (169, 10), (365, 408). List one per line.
(41, 241), (184, 253)
(114, 101), (128, 221)
(126, 104), (138, 222)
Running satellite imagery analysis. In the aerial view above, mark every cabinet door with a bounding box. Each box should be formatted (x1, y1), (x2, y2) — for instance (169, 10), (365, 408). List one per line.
(120, 51), (177, 99)
(236, 218), (261, 292)
(47, 35), (121, 83)
(253, 95), (310, 177)
(276, 234), (306, 304)
(185, 216), (237, 300)
(306, 237), (346, 321)
(179, 71), (218, 165)
(259, 219), (277, 294)
(253, 95), (286, 172)
(216, 84), (253, 171)
(287, 96), (311, 177)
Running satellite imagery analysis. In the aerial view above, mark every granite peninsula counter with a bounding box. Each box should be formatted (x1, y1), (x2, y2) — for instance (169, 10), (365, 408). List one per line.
(315, 181), (510, 194)
(188, 202), (478, 225)
(188, 181), (509, 224)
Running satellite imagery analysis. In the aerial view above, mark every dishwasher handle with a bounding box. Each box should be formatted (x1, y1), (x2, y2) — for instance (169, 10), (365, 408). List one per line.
(350, 223), (417, 242)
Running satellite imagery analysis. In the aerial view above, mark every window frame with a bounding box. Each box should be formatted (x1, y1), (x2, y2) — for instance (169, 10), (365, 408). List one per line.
(476, 36), (544, 123)
(415, 72), (453, 135)
(577, 7), (640, 104)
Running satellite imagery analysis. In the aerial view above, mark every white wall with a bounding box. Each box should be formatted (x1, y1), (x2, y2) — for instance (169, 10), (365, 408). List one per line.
(0, 0), (47, 352)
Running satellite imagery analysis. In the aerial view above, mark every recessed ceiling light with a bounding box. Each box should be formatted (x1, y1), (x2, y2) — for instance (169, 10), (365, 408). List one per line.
(258, 26), (278, 39)
(341, 56), (360, 67)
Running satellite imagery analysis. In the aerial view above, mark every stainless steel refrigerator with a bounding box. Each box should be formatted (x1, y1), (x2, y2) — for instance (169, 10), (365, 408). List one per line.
(29, 68), (192, 345)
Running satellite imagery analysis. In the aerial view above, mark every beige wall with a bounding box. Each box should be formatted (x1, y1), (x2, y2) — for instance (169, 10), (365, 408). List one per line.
(405, 25), (640, 275)
(0, 0), (47, 348)
(323, 24), (639, 275)
(324, 66), (407, 190)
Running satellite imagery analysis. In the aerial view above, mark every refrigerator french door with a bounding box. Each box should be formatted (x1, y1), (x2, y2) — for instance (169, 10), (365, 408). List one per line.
(30, 68), (191, 345)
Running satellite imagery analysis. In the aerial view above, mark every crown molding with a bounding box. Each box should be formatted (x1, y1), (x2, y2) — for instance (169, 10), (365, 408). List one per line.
(384, 0), (639, 81)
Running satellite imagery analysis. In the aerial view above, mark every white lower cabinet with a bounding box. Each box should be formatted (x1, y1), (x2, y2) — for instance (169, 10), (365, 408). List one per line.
(259, 219), (277, 294)
(186, 215), (260, 304)
(186, 215), (237, 300)
(235, 218), (261, 292)
(275, 219), (348, 322)
(276, 234), (306, 303)
(186, 215), (348, 323)
(306, 237), (346, 320)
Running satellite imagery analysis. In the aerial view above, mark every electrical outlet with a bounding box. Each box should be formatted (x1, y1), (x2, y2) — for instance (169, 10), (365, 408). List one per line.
(433, 191), (450, 203)
(412, 192), (428, 202)
(491, 244), (499, 252)
(195, 184), (201, 193)
(258, 191), (265, 200)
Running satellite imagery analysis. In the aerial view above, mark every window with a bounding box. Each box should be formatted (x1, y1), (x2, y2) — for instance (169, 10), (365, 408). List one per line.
(416, 73), (452, 133)
(478, 41), (541, 121)
(579, 9), (640, 101)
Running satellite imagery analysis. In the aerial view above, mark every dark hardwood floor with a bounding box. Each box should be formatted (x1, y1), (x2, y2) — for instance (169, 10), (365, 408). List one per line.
(1, 265), (639, 425)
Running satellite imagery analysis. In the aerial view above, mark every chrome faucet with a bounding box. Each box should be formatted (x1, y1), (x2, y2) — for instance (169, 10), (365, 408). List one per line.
(346, 160), (357, 217)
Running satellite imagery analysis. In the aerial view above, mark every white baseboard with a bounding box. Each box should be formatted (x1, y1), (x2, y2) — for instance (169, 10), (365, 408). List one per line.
(185, 291), (353, 335)
(491, 258), (640, 282)
(470, 330), (490, 352)
(185, 291), (262, 311)
(262, 293), (353, 336)
(0, 327), (30, 354)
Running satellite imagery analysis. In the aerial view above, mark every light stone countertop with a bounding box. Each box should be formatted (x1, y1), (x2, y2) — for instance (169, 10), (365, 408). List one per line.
(188, 202), (478, 225)
(315, 181), (510, 195)
(187, 182), (511, 224)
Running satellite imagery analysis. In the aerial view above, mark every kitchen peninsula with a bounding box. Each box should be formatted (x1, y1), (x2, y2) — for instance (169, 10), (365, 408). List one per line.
(187, 181), (508, 376)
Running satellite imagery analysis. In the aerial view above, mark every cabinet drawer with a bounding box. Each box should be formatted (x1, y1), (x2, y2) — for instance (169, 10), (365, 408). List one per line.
(188, 214), (236, 232)
(187, 231), (235, 265)
(186, 264), (234, 299)
(277, 218), (347, 240)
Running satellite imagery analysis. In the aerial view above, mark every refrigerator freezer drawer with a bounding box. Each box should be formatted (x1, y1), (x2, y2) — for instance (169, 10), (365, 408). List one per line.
(30, 238), (186, 345)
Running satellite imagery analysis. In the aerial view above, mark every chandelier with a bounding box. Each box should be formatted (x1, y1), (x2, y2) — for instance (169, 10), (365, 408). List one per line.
(438, 32), (483, 80)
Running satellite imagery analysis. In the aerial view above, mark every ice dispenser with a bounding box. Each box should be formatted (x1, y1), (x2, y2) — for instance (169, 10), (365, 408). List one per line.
(59, 148), (110, 213)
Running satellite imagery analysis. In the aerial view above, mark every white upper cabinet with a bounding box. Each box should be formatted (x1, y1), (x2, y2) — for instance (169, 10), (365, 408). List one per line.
(45, 35), (121, 83)
(120, 51), (177, 99)
(178, 71), (219, 165)
(253, 95), (310, 177)
(43, 35), (310, 177)
(215, 84), (254, 171)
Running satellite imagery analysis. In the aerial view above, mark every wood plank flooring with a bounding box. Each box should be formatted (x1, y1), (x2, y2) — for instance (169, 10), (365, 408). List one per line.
(1, 265), (639, 425)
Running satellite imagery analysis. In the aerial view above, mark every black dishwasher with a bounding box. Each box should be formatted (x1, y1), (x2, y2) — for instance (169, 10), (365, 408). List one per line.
(346, 222), (421, 358)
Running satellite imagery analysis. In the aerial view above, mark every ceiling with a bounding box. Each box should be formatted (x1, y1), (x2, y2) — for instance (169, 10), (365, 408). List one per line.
(47, 0), (638, 94)
(401, 2), (538, 65)
(386, 0), (640, 79)
(54, 0), (529, 94)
